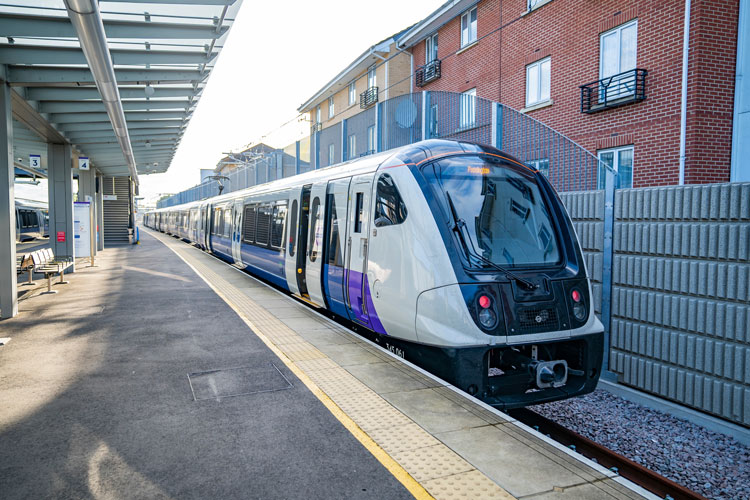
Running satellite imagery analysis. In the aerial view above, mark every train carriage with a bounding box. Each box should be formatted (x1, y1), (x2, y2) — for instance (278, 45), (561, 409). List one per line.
(145, 139), (604, 409)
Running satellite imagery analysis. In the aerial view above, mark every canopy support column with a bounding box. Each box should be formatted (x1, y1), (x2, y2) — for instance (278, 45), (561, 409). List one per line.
(48, 143), (74, 269)
(0, 82), (17, 319)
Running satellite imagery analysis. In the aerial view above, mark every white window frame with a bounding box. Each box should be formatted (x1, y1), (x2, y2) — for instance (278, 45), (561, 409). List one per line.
(367, 125), (376, 153)
(597, 145), (634, 190)
(348, 134), (356, 159)
(328, 96), (334, 118)
(459, 88), (476, 129)
(367, 65), (377, 89)
(425, 33), (438, 63)
(315, 106), (321, 124)
(328, 143), (335, 166)
(599, 20), (638, 101)
(460, 7), (477, 48)
(348, 81), (356, 106)
(528, 158), (550, 177)
(526, 57), (551, 107)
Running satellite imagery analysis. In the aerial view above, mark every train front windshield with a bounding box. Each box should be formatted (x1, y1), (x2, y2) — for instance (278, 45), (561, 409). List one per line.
(423, 156), (561, 268)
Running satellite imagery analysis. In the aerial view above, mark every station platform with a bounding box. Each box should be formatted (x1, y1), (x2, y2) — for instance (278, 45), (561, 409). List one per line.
(0, 229), (656, 500)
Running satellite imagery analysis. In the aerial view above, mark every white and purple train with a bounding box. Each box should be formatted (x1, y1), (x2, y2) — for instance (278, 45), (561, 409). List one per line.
(145, 139), (604, 408)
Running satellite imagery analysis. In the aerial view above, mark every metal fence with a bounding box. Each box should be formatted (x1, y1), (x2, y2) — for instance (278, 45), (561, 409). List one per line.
(157, 90), (605, 208)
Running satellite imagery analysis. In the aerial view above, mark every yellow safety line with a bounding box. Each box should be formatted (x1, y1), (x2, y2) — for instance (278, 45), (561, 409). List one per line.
(153, 232), (433, 500)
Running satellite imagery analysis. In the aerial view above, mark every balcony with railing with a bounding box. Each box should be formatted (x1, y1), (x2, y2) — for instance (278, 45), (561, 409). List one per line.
(415, 59), (441, 87)
(580, 68), (647, 113)
(360, 86), (378, 109)
(310, 121), (322, 133)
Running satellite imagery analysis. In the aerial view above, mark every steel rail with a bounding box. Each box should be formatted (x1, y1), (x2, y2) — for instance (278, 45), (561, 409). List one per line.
(509, 408), (708, 500)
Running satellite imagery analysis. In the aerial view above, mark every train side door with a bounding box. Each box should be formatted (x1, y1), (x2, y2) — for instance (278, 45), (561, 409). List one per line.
(323, 177), (351, 318)
(231, 198), (243, 265)
(198, 205), (207, 249)
(345, 174), (374, 327)
(284, 186), (303, 296)
(304, 181), (328, 307)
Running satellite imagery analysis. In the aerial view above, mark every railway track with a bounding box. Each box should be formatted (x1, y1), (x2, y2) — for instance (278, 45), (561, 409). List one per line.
(508, 408), (708, 500)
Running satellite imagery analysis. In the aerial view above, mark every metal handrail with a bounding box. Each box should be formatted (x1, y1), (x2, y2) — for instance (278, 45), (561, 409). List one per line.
(580, 68), (647, 113)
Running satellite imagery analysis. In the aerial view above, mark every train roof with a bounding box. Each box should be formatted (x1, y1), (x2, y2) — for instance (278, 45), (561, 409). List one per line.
(16, 198), (47, 209)
(149, 139), (533, 213)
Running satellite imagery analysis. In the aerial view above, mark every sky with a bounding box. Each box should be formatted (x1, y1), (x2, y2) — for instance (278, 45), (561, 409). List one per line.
(133, 0), (444, 205)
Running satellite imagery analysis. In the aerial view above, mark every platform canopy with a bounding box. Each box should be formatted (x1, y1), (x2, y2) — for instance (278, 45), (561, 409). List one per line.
(0, 0), (242, 181)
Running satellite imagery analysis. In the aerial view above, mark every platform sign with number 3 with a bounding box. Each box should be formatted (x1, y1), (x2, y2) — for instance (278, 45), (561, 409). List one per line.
(78, 157), (89, 171)
(29, 154), (40, 169)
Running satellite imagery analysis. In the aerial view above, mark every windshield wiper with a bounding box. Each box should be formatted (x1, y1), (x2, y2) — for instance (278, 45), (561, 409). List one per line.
(445, 191), (538, 291)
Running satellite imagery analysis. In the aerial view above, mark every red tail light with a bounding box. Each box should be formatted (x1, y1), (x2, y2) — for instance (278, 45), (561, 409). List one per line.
(478, 295), (491, 309)
(571, 289), (581, 303)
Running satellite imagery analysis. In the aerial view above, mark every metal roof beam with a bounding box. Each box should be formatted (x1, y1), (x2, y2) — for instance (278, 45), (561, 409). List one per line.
(0, 45), (216, 66)
(66, 129), (182, 142)
(7, 66), (207, 85)
(0, 14), (229, 40)
(58, 120), (184, 132)
(26, 86), (200, 100)
(39, 99), (192, 113)
(103, 0), (236, 4)
(49, 110), (189, 123)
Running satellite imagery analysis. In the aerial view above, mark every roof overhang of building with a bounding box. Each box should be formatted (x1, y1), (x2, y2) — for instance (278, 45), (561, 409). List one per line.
(397, 0), (477, 49)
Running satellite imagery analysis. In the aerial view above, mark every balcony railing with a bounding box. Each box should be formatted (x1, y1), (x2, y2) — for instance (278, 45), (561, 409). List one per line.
(311, 122), (322, 133)
(415, 59), (441, 87)
(360, 86), (378, 109)
(580, 68), (647, 113)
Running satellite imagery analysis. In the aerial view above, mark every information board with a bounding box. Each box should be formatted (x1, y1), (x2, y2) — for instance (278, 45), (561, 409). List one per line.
(74, 202), (91, 258)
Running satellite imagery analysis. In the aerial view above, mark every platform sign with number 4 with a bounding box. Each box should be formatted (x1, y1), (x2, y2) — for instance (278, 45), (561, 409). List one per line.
(78, 157), (90, 171)
(29, 154), (40, 169)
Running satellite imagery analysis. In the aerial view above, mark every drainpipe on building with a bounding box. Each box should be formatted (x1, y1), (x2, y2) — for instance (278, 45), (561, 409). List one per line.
(679, 0), (692, 185)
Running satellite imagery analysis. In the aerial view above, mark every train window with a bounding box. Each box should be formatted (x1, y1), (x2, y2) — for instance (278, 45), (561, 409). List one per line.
(255, 205), (271, 246)
(326, 194), (343, 267)
(423, 156), (561, 268)
(271, 202), (287, 249)
(374, 174), (407, 227)
(223, 209), (232, 238)
(213, 209), (223, 235)
(309, 197), (321, 261)
(289, 200), (298, 256)
(243, 204), (256, 243)
(354, 192), (363, 233)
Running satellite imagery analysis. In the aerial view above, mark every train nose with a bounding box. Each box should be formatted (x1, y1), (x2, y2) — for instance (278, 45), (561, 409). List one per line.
(530, 360), (568, 389)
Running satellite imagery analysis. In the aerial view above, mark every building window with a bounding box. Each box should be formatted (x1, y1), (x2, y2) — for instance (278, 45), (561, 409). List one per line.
(328, 143), (335, 166)
(459, 88), (476, 129)
(527, 158), (550, 177)
(367, 65), (377, 89)
(597, 146), (633, 190)
(315, 106), (321, 124)
(526, 57), (551, 107)
(600, 20), (638, 101)
(328, 96), (334, 118)
(367, 125), (376, 154)
(460, 7), (477, 47)
(425, 33), (438, 63)
(429, 103), (439, 138)
(348, 81), (356, 105)
(348, 134), (356, 159)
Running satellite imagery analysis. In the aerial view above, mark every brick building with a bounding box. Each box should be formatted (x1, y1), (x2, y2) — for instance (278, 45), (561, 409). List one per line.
(398, 0), (745, 188)
(298, 27), (413, 167)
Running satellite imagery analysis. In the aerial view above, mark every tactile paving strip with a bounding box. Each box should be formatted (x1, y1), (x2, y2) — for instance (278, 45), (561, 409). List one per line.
(151, 230), (625, 500)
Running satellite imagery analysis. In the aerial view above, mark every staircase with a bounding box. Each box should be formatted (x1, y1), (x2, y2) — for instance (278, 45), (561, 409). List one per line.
(103, 176), (131, 244)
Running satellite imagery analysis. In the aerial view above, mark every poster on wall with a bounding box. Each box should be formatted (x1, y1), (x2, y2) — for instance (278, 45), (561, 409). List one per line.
(73, 202), (91, 258)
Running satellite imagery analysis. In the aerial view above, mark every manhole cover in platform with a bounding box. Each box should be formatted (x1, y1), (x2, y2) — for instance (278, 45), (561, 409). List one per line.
(187, 363), (292, 401)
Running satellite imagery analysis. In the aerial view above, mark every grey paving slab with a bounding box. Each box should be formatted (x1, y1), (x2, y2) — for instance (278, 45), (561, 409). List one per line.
(314, 341), (388, 367)
(435, 424), (595, 498)
(521, 479), (642, 500)
(381, 388), (489, 434)
(346, 360), (433, 394)
(0, 231), (412, 500)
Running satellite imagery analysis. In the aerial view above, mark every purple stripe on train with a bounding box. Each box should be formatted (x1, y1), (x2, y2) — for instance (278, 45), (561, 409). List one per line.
(347, 269), (388, 336)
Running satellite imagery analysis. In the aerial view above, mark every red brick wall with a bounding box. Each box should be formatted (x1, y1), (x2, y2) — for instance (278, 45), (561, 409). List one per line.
(410, 0), (739, 187)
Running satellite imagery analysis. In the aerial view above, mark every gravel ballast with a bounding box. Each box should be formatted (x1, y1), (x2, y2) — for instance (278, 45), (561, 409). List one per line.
(534, 389), (750, 500)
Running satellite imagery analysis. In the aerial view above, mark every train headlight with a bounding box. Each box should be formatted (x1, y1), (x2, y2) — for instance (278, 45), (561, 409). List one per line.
(478, 307), (497, 329)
